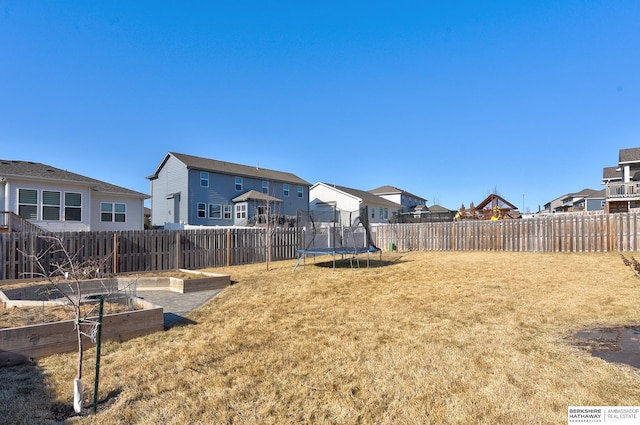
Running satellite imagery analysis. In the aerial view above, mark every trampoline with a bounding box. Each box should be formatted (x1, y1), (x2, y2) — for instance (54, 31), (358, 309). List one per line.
(292, 246), (380, 271)
(292, 206), (381, 271)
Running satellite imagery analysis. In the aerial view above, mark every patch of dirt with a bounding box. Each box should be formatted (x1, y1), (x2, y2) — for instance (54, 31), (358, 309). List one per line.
(50, 389), (121, 421)
(570, 326), (640, 369)
(571, 328), (622, 352)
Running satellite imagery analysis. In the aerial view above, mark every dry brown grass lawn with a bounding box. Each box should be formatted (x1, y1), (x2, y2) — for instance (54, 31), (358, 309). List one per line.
(3, 251), (640, 424)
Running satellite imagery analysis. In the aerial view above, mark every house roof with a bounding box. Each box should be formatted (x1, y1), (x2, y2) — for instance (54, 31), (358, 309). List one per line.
(0, 159), (148, 198)
(570, 188), (599, 198)
(315, 182), (402, 209)
(232, 190), (282, 203)
(428, 204), (454, 213)
(544, 189), (589, 209)
(602, 166), (622, 181)
(368, 185), (426, 202)
(584, 188), (606, 198)
(619, 147), (640, 164)
(149, 152), (310, 186)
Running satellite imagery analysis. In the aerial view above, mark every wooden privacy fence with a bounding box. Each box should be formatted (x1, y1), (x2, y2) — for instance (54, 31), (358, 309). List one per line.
(4, 213), (640, 280)
(0, 227), (300, 281)
(375, 212), (640, 253)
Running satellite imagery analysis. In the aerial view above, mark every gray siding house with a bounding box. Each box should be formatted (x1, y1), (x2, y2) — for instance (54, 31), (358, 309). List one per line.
(147, 152), (310, 227)
(0, 159), (148, 232)
(543, 188), (600, 213)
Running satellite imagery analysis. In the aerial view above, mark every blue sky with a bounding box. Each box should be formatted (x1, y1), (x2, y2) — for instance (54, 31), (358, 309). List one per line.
(1, 1), (638, 212)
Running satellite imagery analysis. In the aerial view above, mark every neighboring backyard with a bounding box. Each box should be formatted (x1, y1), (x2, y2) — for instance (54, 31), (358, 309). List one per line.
(2, 251), (640, 424)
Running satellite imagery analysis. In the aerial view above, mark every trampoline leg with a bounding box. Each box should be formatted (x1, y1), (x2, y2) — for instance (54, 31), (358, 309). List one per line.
(292, 255), (304, 272)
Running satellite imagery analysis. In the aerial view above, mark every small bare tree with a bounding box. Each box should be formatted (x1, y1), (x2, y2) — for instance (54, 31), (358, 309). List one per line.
(261, 197), (278, 271)
(253, 188), (284, 271)
(21, 235), (112, 413)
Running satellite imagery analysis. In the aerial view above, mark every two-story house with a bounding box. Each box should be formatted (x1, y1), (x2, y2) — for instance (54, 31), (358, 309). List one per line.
(572, 189), (606, 212)
(0, 159), (148, 232)
(147, 152), (310, 227)
(368, 185), (436, 222)
(603, 147), (640, 213)
(368, 185), (427, 211)
(309, 182), (402, 226)
(543, 188), (601, 214)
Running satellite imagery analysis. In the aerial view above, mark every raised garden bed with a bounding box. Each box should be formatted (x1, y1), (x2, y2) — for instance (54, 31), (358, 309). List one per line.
(0, 269), (230, 362)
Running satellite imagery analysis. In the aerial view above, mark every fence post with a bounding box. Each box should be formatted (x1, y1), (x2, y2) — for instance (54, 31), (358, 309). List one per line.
(175, 231), (180, 270)
(226, 229), (232, 267)
(113, 234), (119, 274)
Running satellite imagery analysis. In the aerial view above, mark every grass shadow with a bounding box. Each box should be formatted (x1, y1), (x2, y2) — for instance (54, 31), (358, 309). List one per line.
(0, 360), (60, 423)
(164, 313), (198, 329)
(311, 254), (410, 269)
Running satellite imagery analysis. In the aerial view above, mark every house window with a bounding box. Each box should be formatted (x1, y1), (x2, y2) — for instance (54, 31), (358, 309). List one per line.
(262, 181), (269, 194)
(101, 203), (113, 222)
(379, 207), (383, 221)
(209, 204), (222, 219)
(101, 203), (126, 222)
(297, 186), (303, 198)
(18, 189), (38, 220)
(64, 192), (82, 221)
(236, 204), (247, 219)
(200, 172), (209, 187)
(197, 203), (206, 218)
(384, 208), (389, 220)
(42, 190), (61, 221)
(283, 184), (289, 197)
(114, 204), (126, 222)
(371, 209), (375, 219)
(235, 177), (243, 191)
(223, 205), (232, 219)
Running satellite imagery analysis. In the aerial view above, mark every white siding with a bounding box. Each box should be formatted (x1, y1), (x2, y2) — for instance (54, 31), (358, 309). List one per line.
(309, 184), (361, 226)
(4, 179), (92, 232)
(377, 193), (401, 205)
(91, 194), (145, 231)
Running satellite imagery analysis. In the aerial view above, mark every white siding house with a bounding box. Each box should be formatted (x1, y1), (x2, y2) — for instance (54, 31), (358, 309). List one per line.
(0, 160), (148, 232)
(368, 185), (427, 212)
(309, 182), (401, 225)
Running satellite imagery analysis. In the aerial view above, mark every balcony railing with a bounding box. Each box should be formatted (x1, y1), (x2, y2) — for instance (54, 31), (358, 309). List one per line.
(0, 211), (45, 233)
(606, 182), (640, 200)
